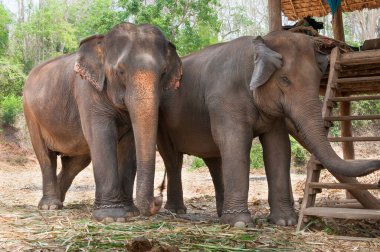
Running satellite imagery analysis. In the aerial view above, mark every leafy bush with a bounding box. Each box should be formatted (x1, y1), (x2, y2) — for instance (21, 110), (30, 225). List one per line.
(290, 137), (309, 167)
(0, 57), (26, 97)
(190, 156), (206, 170)
(0, 95), (23, 126)
(250, 143), (264, 169)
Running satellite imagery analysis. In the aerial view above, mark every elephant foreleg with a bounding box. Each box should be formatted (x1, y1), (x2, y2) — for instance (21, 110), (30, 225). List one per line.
(83, 118), (129, 222)
(117, 131), (139, 217)
(259, 117), (297, 226)
(209, 107), (253, 227)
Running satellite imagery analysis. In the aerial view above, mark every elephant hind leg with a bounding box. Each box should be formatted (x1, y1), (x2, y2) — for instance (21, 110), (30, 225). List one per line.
(27, 122), (61, 210)
(57, 155), (91, 202)
(204, 157), (224, 217)
(157, 125), (186, 214)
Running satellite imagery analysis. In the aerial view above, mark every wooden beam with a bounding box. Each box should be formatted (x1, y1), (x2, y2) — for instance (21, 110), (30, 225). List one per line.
(309, 182), (380, 190)
(330, 95), (380, 102)
(329, 136), (380, 142)
(268, 0), (282, 32)
(331, 173), (380, 209)
(324, 115), (380, 121)
(303, 207), (380, 219)
(332, 5), (345, 41)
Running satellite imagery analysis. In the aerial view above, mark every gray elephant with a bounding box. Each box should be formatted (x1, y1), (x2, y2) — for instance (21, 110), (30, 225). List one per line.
(23, 22), (182, 222)
(157, 31), (380, 227)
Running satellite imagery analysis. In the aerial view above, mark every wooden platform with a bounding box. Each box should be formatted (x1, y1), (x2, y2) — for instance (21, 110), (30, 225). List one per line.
(297, 47), (380, 231)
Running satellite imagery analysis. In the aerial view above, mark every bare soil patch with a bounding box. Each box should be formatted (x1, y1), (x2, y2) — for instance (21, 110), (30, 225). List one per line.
(0, 130), (379, 251)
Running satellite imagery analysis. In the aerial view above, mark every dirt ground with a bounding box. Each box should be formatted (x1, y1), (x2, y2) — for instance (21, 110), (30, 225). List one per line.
(0, 128), (380, 251)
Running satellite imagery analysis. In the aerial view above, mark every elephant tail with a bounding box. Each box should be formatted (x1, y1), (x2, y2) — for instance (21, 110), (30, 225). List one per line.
(158, 170), (166, 197)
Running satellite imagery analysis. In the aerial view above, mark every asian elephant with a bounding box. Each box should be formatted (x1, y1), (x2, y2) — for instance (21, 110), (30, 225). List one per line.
(156, 31), (380, 227)
(23, 23), (182, 222)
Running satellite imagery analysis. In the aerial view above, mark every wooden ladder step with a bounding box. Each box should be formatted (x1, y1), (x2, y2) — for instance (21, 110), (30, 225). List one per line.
(324, 115), (380, 121)
(337, 76), (380, 84)
(303, 207), (380, 219)
(330, 95), (380, 102)
(309, 182), (380, 190)
(328, 136), (380, 142)
(338, 49), (380, 66)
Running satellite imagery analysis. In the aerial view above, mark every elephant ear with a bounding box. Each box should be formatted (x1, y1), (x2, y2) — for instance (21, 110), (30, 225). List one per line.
(163, 41), (182, 90)
(250, 36), (283, 90)
(74, 35), (106, 92)
(316, 51), (328, 75)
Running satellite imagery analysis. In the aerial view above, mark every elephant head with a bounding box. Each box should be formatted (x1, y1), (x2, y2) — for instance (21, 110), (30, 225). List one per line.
(251, 31), (380, 177)
(74, 23), (182, 215)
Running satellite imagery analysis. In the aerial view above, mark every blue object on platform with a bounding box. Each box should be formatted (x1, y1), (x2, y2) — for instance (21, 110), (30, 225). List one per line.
(326, 0), (342, 15)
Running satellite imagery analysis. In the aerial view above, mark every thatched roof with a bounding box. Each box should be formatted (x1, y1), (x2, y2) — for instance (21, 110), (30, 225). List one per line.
(281, 0), (380, 21)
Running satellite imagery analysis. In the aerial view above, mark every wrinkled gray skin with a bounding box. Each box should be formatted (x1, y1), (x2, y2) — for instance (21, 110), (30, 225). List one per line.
(23, 23), (182, 222)
(156, 31), (380, 227)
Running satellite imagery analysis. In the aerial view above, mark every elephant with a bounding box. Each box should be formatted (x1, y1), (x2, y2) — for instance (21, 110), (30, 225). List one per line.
(156, 31), (380, 227)
(22, 22), (182, 222)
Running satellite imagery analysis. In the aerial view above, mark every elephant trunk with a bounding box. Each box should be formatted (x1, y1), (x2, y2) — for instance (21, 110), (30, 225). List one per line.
(289, 98), (380, 177)
(126, 72), (162, 216)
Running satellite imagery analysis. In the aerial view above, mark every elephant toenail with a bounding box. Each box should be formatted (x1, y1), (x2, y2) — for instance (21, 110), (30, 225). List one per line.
(116, 217), (126, 222)
(234, 221), (246, 228)
(276, 219), (286, 226)
(50, 205), (58, 210)
(103, 217), (114, 224)
(41, 205), (49, 210)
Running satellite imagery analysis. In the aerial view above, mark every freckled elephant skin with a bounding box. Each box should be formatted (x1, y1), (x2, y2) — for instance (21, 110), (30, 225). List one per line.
(157, 31), (380, 227)
(22, 22), (182, 222)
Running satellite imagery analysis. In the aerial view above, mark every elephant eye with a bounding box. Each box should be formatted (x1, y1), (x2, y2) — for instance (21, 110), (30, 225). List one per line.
(116, 63), (126, 75)
(280, 75), (291, 86)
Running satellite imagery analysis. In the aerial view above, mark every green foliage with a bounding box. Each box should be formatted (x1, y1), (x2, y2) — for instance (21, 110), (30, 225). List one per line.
(190, 156), (206, 170)
(290, 136), (309, 167)
(71, 0), (124, 39)
(0, 57), (26, 97)
(118, 0), (221, 55)
(0, 95), (23, 127)
(0, 3), (11, 55)
(250, 143), (264, 169)
(11, 0), (78, 70)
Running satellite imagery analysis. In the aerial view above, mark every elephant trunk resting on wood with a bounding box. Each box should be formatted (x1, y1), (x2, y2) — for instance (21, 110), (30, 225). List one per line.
(23, 22), (182, 222)
(157, 31), (380, 227)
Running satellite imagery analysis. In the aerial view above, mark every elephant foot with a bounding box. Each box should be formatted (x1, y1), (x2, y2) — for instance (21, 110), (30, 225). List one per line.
(92, 206), (129, 223)
(138, 196), (163, 216)
(124, 203), (140, 217)
(268, 209), (298, 226)
(220, 210), (253, 228)
(38, 197), (63, 210)
(164, 202), (187, 214)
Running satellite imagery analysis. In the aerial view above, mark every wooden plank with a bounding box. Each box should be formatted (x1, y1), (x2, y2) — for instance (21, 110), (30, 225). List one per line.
(328, 136), (380, 142)
(331, 174), (380, 209)
(324, 115), (380, 121)
(296, 156), (321, 231)
(321, 47), (340, 120)
(338, 58), (380, 66)
(330, 95), (380, 102)
(309, 182), (380, 190)
(268, 0), (282, 32)
(339, 49), (380, 65)
(337, 76), (380, 84)
(303, 207), (380, 219)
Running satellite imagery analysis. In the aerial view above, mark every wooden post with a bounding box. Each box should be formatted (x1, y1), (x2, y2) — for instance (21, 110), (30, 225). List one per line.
(268, 0), (282, 32)
(332, 5), (345, 42)
(332, 5), (354, 199)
